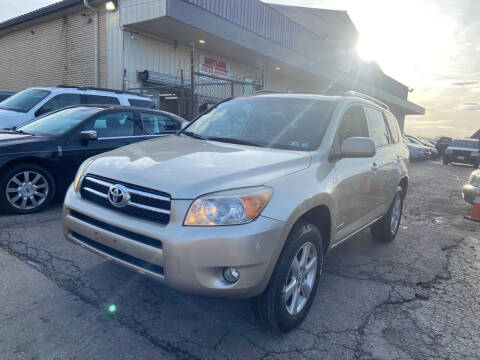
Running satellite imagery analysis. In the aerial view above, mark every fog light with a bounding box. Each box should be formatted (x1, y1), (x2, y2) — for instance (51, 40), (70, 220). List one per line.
(223, 267), (240, 284)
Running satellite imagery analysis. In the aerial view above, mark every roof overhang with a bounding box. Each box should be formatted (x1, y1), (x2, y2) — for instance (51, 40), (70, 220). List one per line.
(125, 0), (424, 115)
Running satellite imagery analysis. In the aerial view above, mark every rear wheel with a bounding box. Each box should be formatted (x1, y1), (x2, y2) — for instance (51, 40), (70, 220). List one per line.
(0, 163), (55, 214)
(443, 158), (449, 165)
(371, 186), (403, 242)
(251, 221), (324, 332)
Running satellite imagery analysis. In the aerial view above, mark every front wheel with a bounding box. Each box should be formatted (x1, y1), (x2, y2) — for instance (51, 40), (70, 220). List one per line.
(251, 221), (324, 332)
(371, 186), (404, 242)
(0, 163), (56, 214)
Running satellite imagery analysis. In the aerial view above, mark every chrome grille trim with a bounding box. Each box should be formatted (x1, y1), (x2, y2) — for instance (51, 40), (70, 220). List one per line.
(83, 187), (108, 198)
(86, 176), (170, 202)
(129, 201), (171, 215)
(80, 175), (171, 224)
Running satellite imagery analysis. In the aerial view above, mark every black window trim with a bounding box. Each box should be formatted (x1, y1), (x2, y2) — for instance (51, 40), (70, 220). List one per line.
(334, 103), (370, 151)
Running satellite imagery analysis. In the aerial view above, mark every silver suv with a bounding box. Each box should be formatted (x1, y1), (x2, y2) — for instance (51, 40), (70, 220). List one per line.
(62, 92), (409, 332)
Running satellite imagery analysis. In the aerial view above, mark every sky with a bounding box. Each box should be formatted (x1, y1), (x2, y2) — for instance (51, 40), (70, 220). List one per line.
(1, 0), (479, 138)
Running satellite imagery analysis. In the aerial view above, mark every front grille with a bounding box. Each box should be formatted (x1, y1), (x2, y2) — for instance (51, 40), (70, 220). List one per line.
(80, 174), (171, 224)
(71, 231), (164, 276)
(70, 210), (162, 249)
(452, 150), (473, 157)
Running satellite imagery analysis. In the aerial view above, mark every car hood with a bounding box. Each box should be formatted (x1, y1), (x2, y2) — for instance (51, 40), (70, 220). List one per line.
(0, 109), (30, 129)
(86, 135), (312, 199)
(0, 133), (57, 154)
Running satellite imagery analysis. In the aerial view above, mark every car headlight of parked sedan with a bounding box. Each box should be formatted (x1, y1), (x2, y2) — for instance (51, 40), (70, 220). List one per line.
(72, 159), (95, 192)
(184, 186), (273, 226)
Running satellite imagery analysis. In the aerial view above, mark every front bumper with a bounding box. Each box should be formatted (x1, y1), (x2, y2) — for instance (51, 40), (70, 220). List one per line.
(62, 186), (286, 298)
(462, 184), (479, 204)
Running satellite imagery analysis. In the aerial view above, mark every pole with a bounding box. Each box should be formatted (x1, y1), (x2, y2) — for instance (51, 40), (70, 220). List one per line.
(190, 42), (195, 120)
(180, 69), (185, 118)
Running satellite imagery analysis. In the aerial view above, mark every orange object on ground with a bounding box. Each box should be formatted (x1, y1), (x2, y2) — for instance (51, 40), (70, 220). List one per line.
(465, 192), (480, 222)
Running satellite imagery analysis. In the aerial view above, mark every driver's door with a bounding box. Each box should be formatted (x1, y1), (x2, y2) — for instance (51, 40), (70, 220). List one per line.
(62, 110), (142, 169)
(332, 105), (378, 243)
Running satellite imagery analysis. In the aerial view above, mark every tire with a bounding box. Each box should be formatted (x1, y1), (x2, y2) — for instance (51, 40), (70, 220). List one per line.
(0, 163), (56, 214)
(371, 186), (403, 242)
(250, 221), (324, 332)
(443, 158), (449, 165)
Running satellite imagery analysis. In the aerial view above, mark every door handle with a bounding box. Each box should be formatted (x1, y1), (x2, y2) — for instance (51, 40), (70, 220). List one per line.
(372, 162), (378, 171)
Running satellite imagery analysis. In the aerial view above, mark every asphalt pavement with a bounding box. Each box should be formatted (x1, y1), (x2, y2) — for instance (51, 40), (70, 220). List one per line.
(0, 161), (479, 360)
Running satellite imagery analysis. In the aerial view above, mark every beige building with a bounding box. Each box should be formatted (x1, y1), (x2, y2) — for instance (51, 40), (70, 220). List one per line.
(0, 0), (424, 125)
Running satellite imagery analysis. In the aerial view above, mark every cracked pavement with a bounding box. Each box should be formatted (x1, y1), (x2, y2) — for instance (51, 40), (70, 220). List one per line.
(0, 161), (479, 359)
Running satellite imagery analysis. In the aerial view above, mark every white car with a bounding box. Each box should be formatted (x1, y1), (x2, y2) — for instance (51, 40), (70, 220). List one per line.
(0, 86), (155, 130)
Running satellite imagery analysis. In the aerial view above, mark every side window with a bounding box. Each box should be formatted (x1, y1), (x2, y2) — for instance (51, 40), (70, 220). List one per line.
(384, 112), (400, 143)
(129, 99), (154, 108)
(84, 111), (138, 138)
(365, 107), (390, 147)
(35, 93), (82, 116)
(337, 105), (369, 146)
(88, 95), (120, 105)
(140, 112), (181, 134)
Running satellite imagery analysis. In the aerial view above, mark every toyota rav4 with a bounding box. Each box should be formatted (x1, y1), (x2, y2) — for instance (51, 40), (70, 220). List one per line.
(62, 92), (409, 332)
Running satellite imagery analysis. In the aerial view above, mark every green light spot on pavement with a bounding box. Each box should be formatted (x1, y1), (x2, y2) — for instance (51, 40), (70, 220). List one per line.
(108, 304), (117, 313)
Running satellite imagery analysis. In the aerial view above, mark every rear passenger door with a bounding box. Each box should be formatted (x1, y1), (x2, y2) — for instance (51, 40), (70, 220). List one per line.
(364, 106), (398, 217)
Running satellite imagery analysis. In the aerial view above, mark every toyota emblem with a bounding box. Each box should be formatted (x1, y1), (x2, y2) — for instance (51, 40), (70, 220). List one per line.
(108, 184), (130, 208)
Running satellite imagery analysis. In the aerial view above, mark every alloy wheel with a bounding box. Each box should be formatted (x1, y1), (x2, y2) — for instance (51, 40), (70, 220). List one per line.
(390, 194), (402, 235)
(283, 242), (318, 315)
(6, 170), (49, 210)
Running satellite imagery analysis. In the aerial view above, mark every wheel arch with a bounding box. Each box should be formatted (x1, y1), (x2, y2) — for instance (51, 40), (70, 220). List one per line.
(0, 157), (60, 181)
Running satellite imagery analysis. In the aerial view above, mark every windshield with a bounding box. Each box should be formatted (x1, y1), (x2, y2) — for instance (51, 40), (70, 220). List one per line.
(0, 89), (51, 113)
(450, 139), (479, 149)
(184, 97), (336, 150)
(18, 107), (101, 135)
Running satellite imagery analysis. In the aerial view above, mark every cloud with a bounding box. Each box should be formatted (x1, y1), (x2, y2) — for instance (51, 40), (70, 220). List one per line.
(461, 102), (480, 110)
(452, 81), (479, 86)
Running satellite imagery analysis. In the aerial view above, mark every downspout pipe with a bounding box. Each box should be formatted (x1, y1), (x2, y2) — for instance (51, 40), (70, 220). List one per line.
(84, 0), (99, 87)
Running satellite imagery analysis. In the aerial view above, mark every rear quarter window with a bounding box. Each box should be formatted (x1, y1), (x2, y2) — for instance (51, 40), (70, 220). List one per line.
(128, 99), (154, 108)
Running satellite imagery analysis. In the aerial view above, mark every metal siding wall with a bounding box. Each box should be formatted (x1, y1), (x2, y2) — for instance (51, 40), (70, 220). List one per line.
(106, 7), (123, 89)
(181, 0), (337, 69)
(120, 0), (167, 26)
(123, 32), (256, 90)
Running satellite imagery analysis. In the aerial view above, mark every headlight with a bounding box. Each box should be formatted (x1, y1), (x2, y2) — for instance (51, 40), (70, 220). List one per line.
(72, 159), (94, 192)
(184, 186), (273, 226)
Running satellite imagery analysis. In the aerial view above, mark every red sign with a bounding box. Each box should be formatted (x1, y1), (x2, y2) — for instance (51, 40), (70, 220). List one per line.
(199, 55), (230, 77)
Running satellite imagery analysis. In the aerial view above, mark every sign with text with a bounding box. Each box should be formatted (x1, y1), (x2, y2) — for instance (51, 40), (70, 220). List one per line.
(199, 55), (231, 77)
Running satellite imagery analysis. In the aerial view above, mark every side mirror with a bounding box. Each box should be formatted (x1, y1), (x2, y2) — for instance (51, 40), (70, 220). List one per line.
(340, 137), (376, 158)
(80, 130), (98, 140)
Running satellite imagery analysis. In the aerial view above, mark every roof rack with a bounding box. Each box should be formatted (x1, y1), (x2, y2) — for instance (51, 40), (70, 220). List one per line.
(55, 85), (145, 97)
(343, 91), (390, 111)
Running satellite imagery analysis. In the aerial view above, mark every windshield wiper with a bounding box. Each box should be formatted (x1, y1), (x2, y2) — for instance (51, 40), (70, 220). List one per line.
(181, 131), (207, 140)
(205, 136), (264, 147)
(1, 128), (32, 135)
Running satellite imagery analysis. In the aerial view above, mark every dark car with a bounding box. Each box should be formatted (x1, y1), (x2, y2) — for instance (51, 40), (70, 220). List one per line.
(436, 136), (452, 155)
(0, 90), (16, 102)
(0, 105), (187, 214)
(443, 138), (480, 167)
